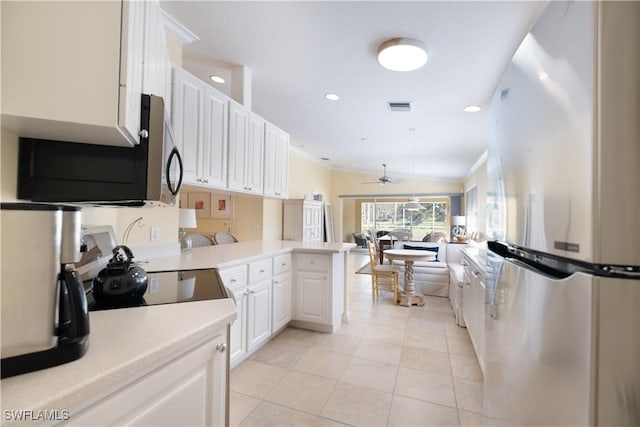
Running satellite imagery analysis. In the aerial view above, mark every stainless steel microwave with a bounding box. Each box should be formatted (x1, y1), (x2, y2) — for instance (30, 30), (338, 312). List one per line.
(17, 95), (183, 206)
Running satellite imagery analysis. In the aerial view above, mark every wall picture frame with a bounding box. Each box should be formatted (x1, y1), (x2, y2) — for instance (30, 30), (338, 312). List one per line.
(211, 193), (233, 219)
(187, 192), (212, 218)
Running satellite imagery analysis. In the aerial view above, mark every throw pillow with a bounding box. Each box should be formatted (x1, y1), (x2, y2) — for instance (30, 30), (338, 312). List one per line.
(403, 244), (439, 261)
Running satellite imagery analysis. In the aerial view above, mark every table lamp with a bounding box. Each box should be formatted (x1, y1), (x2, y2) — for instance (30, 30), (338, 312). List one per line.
(451, 215), (466, 240)
(179, 208), (197, 251)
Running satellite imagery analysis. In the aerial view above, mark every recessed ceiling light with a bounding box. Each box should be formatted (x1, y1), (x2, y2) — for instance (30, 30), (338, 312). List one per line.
(210, 75), (225, 84)
(325, 93), (340, 101)
(377, 38), (428, 72)
(463, 105), (482, 113)
(538, 72), (549, 81)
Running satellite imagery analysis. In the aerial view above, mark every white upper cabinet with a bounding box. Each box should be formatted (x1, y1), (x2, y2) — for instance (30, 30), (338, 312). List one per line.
(264, 122), (290, 199)
(202, 87), (229, 188)
(227, 101), (250, 192)
(1, 0), (153, 147)
(172, 67), (204, 184)
(119, 0), (145, 145)
(142, 0), (169, 100)
(246, 113), (266, 194)
(172, 67), (229, 189)
(228, 103), (264, 195)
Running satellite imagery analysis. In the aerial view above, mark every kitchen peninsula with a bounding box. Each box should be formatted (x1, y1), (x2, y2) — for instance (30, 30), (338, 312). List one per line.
(1, 241), (354, 426)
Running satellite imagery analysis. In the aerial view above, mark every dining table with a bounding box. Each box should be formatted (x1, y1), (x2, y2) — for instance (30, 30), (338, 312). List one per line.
(383, 248), (436, 307)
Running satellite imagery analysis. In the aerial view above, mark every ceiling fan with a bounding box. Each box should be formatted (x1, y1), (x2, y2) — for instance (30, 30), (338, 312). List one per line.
(362, 164), (404, 185)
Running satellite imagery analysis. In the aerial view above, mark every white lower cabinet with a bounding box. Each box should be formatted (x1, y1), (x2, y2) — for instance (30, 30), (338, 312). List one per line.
(228, 286), (247, 364)
(246, 278), (272, 351)
(292, 252), (344, 333)
(68, 331), (228, 426)
(272, 253), (293, 332)
(295, 271), (328, 324)
(462, 253), (486, 372)
(220, 256), (283, 368)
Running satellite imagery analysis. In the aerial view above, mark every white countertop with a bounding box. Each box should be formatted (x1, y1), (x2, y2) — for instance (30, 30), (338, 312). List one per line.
(1, 299), (236, 420)
(1, 240), (355, 419)
(139, 240), (355, 272)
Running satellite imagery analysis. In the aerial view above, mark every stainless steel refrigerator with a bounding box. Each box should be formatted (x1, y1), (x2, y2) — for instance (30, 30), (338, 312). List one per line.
(485, 1), (640, 425)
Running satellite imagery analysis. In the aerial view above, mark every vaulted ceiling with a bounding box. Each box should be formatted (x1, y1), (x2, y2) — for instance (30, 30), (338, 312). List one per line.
(160, 1), (546, 182)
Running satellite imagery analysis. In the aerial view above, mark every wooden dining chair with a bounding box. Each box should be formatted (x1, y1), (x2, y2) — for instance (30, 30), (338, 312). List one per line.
(367, 242), (401, 304)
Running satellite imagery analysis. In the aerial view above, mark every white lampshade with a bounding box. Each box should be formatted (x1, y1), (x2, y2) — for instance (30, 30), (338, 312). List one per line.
(452, 215), (466, 226)
(405, 198), (424, 211)
(179, 208), (197, 228)
(377, 38), (428, 72)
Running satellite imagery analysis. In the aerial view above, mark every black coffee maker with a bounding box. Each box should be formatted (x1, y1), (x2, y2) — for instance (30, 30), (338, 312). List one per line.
(1, 203), (90, 378)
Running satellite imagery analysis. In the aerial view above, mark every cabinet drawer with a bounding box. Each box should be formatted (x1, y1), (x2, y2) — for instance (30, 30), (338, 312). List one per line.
(219, 265), (248, 291)
(273, 253), (293, 275)
(295, 253), (330, 272)
(249, 258), (272, 283)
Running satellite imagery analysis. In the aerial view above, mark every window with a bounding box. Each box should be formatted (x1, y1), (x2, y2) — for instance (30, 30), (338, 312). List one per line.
(465, 186), (478, 233)
(360, 199), (448, 240)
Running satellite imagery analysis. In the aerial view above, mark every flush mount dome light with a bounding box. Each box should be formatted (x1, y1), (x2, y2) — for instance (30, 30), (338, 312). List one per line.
(210, 75), (225, 84)
(377, 38), (428, 72)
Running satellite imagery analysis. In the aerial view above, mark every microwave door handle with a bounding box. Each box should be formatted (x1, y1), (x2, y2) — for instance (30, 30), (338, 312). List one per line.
(166, 147), (183, 196)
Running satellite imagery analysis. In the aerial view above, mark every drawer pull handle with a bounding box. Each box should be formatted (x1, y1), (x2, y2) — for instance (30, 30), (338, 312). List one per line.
(216, 343), (227, 353)
(230, 279), (236, 283)
(260, 269), (265, 273)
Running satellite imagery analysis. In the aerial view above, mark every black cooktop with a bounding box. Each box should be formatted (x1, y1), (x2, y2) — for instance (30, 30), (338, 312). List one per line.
(85, 268), (229, 311)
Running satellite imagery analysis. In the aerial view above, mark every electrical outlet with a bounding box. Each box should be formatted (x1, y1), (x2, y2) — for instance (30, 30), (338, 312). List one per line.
(150, 227), (160, 241)
(149, 277), (159, 294)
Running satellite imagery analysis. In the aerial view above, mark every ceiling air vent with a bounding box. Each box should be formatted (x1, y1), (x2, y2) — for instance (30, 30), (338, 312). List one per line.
(387, 101), (413, 112)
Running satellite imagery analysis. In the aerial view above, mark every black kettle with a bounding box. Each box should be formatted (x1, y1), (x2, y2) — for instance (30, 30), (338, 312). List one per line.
(92, 245), (148, 307)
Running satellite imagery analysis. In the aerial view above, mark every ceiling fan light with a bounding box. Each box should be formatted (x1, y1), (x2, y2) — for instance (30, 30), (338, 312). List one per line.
(377, 38), (428, 72)
(405, 198), (424, 211)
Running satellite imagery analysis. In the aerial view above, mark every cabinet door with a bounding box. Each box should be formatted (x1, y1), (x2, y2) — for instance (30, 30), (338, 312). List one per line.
(245, 113), (265, 194)
(119, 0), (145, 145)
(272, 272), (292, 332)
(227, 101), (249, 191)
(264, 123), (289, 198)
(247, 280), (272, 351)
(70, 333), (228, 427)
(229, 288), (247, 367)
(294, 271), (328, 323)
(172, 67), (203, 184)
(142, 0), (168, 99)
(202, 87), (229, 188)
(275, 130), (290, 198)
(263, 123), (279, 197)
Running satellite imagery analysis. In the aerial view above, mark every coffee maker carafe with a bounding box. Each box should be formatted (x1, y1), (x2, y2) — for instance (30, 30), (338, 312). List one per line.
(1, 203), (90, 378)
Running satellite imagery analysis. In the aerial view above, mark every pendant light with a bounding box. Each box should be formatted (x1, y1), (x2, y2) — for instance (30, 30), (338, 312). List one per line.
(406, 128), (424, 211)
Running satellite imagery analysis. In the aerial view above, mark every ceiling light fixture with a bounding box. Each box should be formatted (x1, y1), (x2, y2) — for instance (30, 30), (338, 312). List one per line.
(463, 105), (482, 113)
(406, 128), (424, 211)
(210, 75), (225, 84)
(377, 38), (428, 72)
(325, 93), (340, 101)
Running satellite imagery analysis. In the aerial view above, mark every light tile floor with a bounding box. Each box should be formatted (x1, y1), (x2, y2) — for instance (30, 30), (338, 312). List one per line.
(230, 253), (484, 427)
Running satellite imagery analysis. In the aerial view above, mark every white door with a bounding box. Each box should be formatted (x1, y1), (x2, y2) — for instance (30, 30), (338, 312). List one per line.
(202, 87), (228, 188)
(247, 280), (272, 351)
(119, 0), (145, 145)
(295, 272), (327, 323)
(227, 101), (248, 191)
(229, 288), (247, 366)
(172, 67), (203, 184)
(245, 113), (265, 194)
(272, 273), (292, 332)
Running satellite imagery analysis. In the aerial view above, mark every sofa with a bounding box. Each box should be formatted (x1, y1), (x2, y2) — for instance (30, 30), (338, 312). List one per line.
(389, 241), (466, 297)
